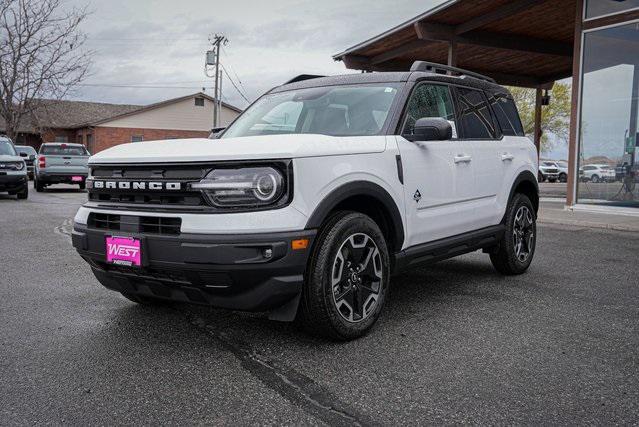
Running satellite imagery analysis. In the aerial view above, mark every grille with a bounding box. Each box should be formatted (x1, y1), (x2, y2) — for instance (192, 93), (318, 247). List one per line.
(544, 168), (559, 174)
(0, 162), (23, 171)
(88, 213), (181, 235)
(87, 163), (208, 210)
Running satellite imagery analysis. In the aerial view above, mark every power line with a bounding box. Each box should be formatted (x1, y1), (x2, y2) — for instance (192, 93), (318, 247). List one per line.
(221, 63), (250, 104)
(221, 46), (248, 95)
(78, 83), (213, 89)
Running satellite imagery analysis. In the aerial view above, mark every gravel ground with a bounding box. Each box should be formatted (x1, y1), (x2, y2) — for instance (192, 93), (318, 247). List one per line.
(1, 183), (638, 425)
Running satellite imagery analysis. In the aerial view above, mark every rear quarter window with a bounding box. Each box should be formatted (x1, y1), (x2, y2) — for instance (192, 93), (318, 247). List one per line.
(489, 94), (525, 137)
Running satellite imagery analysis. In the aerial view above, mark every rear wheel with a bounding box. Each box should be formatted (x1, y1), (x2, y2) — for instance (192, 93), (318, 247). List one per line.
(537, 172), (545, 182)
(79, 182), (86, 190)
(298, 211), (390, 340)
(490, 193), (536, 275)
(35, 176), (44, 192)
(590, 174), (600, 183)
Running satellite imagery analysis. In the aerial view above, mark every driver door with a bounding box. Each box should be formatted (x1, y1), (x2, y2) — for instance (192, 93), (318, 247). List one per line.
(396, 83), (476, 247)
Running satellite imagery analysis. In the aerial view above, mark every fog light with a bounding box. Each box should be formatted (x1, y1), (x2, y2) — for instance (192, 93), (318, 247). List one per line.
(263, 248), (273, 259)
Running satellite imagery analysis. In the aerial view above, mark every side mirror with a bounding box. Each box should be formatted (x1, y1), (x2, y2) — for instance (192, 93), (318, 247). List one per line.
(408, 117), (452, 142)
(209, 127), (226, 139)
(29, 154), (35, 161)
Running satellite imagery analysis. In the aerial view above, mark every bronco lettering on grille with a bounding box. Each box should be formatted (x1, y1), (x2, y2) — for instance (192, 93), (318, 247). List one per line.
(92, 181), (182, 190)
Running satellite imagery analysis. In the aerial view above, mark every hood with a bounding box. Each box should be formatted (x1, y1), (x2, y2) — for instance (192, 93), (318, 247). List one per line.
(0, 155), (23, 162)
(88, 134), (388, 164)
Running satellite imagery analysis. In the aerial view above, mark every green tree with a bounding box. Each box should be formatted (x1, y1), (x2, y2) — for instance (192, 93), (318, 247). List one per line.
(508, 83), (571, 154)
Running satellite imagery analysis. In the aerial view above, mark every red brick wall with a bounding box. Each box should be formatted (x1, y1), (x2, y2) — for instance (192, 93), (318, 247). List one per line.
(92, 126), (209, 153)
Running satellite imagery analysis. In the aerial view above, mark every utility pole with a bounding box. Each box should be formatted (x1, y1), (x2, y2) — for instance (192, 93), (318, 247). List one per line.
(205, 34), (228, 128)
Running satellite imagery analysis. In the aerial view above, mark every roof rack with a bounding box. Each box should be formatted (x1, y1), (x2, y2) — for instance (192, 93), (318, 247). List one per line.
(410, 61), (496, 83)
(284, 74), (326, 85)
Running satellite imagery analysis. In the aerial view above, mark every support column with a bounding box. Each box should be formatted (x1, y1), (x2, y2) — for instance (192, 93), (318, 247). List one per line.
(534, 88), (543, 159)
(566, 0), (584, 207)
(447, 40), (458, 68)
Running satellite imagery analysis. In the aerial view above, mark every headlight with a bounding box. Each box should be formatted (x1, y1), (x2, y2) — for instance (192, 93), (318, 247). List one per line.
(14, 161), (25, 171)
(191, 166), (287, 208)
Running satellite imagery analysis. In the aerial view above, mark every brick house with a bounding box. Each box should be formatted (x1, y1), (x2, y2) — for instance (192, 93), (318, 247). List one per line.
(0, 93), (242, 153)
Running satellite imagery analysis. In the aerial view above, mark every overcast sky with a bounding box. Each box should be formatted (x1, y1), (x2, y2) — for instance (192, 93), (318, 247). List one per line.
(68, 0), (445, 109)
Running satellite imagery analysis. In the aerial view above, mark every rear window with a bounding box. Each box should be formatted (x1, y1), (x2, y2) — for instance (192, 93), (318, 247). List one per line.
(16, 145), (36, 155)
(489, 94), (525, 137)
(40, 145), (88, 156)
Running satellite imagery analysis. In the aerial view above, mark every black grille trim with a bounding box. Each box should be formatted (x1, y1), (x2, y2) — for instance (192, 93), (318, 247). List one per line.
(88, 213), (181, 236)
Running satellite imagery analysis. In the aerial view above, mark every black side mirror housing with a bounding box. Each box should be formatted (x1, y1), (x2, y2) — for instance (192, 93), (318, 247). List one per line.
(408, 117), (452, 142)
(209, 127), (226, 139)
(29, 154), (35, 161)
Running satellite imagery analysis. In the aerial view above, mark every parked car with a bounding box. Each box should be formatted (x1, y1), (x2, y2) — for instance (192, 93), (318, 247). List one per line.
(539, 161), (560, 182)
(72, 61), (539, 340)
(34, 143), (90, 192)
(555, 160), (568, 182)
(0, 136), (28, 199)
(15, 145), (37, 179)
(579, 164), (615, 183)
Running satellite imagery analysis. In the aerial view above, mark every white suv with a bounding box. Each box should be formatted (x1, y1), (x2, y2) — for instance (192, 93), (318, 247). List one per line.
(72, 62), (539, 340)
(579, 164), (616, 183)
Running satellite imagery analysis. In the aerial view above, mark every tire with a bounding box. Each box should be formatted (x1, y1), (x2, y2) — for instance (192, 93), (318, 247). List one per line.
(120, 291), (166, 305)
(590, 174), (599, 183)
(538, 172), (545, 183)
(17, 185), (28, 199)
(559, 173), (567, 183)
(34, 176), (44, 192)
(490, 193), (536, 275)
(79, 182), (86, 190)
(298, 211), (390, 340)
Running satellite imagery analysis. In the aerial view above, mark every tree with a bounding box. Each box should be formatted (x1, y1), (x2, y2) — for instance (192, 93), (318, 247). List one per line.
(509, 83), (571, 154)
(0, 0), (91, 141)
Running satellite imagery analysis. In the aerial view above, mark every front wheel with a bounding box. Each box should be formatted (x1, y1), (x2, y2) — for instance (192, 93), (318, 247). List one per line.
(490, 193), (536, 275)
(559, 173), (567, 183)
(590, 175), (600, 183)
(298, 211), (390, 340)
(17, 185), (28, 199)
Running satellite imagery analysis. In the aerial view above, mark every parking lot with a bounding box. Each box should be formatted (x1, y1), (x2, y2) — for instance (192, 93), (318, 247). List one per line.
(1, 183), (638, 425)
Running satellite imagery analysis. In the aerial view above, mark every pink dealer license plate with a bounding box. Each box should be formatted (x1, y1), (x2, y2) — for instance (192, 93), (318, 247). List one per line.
(105, 236), (141, 267)
(71, 176), (83, 182)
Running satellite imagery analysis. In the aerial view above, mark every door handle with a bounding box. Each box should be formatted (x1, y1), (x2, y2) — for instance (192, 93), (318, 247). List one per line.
(454, 155), (472, 164)
(501, 153), (515, 161)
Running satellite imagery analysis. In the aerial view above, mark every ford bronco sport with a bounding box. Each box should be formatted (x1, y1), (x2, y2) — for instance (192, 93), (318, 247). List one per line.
(72, 61), (539, 340)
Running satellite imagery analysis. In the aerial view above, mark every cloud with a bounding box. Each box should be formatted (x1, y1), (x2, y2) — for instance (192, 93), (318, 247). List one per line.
(66, 0), (445, 107)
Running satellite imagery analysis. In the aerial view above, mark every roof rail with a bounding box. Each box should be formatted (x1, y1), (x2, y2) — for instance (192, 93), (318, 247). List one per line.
(410, 61), (496, 83)
(284, 74), (326, 85)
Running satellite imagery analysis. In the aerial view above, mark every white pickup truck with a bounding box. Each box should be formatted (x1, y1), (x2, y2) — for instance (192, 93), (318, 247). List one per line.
(34, 143), (90, 191)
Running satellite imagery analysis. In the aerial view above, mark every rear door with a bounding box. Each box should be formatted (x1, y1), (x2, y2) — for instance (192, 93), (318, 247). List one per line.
(453, 87), (509, 228)
(396, 82), (477, 247)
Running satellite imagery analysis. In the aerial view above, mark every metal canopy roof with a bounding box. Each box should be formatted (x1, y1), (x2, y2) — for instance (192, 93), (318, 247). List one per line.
(333, 0), (578, 88)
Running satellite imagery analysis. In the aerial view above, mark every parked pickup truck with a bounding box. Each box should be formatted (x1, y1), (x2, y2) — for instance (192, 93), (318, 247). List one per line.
(34, 143), (90, 192)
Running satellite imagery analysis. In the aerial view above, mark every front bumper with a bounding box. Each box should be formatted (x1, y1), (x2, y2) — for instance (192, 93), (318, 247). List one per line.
(0, 173), (27, 192)
(72, 223), (316, 312)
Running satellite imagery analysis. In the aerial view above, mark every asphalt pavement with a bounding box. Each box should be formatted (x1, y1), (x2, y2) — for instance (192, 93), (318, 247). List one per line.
(1, 183), (638, 425)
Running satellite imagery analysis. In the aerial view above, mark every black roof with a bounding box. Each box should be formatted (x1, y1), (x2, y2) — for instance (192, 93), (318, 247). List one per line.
(270, 71), (512, 98)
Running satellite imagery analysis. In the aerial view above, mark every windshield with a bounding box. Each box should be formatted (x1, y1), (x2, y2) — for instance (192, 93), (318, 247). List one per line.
(542, 162), (556, 167)
(16, 145), (36, 155)
(40, 145), (88, 156)
(0, 139), (17, 156)
(222, 83), (400, 138)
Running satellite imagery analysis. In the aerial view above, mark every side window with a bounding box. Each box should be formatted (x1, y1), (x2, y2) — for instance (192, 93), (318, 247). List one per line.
(456, 87), (498, 139)
(489, 94), (525, 136)
(402, 84), (457, 137)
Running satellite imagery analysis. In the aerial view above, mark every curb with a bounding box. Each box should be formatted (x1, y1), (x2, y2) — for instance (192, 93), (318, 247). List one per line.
(538, 218), (639, 233)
